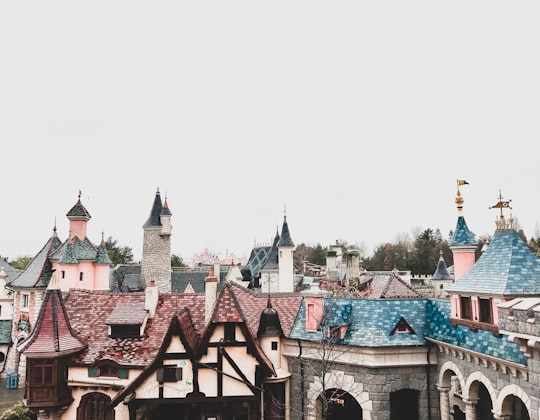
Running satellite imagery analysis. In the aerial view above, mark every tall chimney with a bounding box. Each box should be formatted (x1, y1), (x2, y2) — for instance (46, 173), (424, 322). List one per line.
(205, 267), (218, 324)
(145, 280), (159, 318)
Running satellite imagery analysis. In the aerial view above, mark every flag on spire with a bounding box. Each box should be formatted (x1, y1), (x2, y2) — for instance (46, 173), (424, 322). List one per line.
(457, 180), (469, 186)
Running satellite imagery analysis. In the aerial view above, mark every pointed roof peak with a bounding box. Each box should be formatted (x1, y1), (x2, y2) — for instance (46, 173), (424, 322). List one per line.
(277, 214), (294, 247)
(66, 191), (91, 220)
(144, 188), (164, 227)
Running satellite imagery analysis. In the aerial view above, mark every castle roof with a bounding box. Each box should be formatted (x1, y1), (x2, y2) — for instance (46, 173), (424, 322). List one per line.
(143, 188), (164, 228)
(290, 297), (429, 347)
(19, 287), (86, 357)
(8, 229), (62, 288)
(448, 215), (477, 247)
(448, 229), (540, 296)
(277, 216), (295, 247)
(432, 252), (452, 280)
(66, 197), (91, 220)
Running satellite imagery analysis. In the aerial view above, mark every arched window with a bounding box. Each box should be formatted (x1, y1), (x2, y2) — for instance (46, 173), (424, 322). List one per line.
(77, 392), (114, 420)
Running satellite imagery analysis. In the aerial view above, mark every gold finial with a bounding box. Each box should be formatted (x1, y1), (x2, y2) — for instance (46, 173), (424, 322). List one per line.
(489, 189), (512, 230)
(455, 180), (468, 211)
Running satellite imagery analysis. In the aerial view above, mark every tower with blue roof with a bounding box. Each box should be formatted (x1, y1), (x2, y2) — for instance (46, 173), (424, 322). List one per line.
(448, 180), (477, 282)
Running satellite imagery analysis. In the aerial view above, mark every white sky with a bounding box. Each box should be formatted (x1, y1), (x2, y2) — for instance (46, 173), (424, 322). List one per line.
(1, 1), (540, 263)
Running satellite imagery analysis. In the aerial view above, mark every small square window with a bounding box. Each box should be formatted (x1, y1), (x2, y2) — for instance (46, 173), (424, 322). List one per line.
(224, 324), (235, 341)
(271, 341), (278, 351)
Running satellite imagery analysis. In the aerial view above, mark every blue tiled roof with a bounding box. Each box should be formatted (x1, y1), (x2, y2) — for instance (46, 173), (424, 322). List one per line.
(448, 229), (540, 296)
(289, 297), (428, 347)
(428, 300), (527, 364)
(449, 216), (477, 246)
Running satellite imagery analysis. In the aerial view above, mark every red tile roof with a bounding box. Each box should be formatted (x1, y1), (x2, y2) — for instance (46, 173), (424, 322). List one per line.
(64, 289), (206, 366)
(230, 283), (303, 337)
(20, 289), (86, 357)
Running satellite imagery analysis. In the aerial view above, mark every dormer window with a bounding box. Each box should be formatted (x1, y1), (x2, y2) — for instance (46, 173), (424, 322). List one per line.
(390, 317), (416, 335)
(106, 302), (147, 338)
(479, 298), (492, 323)
(110, 324), (141, 338)
(460, 296), (472, 320)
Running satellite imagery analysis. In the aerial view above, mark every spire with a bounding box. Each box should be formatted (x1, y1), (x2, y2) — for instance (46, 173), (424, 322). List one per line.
(449, 180), (476, 247)
(432, 250), (451, 280)
(489, 189), (513, 231)
(277, 215), (294, 247)
(143, 188), (164, 227)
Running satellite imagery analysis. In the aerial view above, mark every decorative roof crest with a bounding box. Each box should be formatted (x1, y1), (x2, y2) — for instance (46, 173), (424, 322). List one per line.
(489, 189), (513, 230)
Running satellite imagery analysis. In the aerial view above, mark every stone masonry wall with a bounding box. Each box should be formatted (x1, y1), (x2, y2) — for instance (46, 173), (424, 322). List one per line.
(141, 227), (171, 292)
(287, 356), (439, 420)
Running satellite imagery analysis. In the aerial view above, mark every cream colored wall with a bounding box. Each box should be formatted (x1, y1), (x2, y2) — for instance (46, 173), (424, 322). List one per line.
(64, 386), (130, 420)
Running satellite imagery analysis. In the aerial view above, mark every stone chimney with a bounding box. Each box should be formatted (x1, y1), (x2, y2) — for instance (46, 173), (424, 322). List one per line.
(205, 267), (218, 324)
(145, 280), (159, 318)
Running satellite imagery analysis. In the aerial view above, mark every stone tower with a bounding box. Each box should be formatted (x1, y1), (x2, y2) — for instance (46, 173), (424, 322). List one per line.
(141, 188), (172, 292)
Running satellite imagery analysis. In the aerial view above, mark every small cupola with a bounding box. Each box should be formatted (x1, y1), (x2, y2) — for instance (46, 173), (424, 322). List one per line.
(257, 296), (283, 337)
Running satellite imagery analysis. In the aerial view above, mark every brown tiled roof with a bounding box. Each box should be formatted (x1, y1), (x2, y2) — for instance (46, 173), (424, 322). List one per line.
(230, 283), (303, 337)
(20, 289), (86, 357)
(64, 289), (206, 366)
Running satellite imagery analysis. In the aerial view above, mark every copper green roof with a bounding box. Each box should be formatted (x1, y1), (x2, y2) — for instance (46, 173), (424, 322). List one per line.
(66, 198), (91, 220)
(448, 229), (540, 296)
(50, 236), (110, 264)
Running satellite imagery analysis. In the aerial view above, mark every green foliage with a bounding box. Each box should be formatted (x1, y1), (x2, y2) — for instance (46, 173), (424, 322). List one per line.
(0, 402), (35, 420)
(104, 236), (134, 265)
(10, 256), (32, 270)
(171, 254), (187, 268)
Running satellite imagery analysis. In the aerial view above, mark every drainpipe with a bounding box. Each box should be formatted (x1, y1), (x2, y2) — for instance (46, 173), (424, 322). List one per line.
(297, 339), (304, 417)
(426, 342), (432, 420)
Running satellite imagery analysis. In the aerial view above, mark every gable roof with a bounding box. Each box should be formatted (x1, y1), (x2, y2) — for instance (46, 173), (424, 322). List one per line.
(357, 273), (420, 298)
(8, 230), (62, 288)
(448, 229), (540, 296)
(109, 307), (201, 408)
(229, 282), (303, 337)
(19, 288), (86, 357)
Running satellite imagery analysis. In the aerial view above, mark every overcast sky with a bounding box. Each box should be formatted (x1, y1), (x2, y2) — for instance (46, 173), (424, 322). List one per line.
(1, 1), (539, 264)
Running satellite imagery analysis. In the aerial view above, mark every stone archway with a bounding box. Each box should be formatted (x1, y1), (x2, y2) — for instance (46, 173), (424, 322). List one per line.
(316, 388), (363, 420)
(495, 385), (531, 420)
(437, 361), (467, 420)
(463, 372), (496, 420)
(306, 371), (370, 419)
